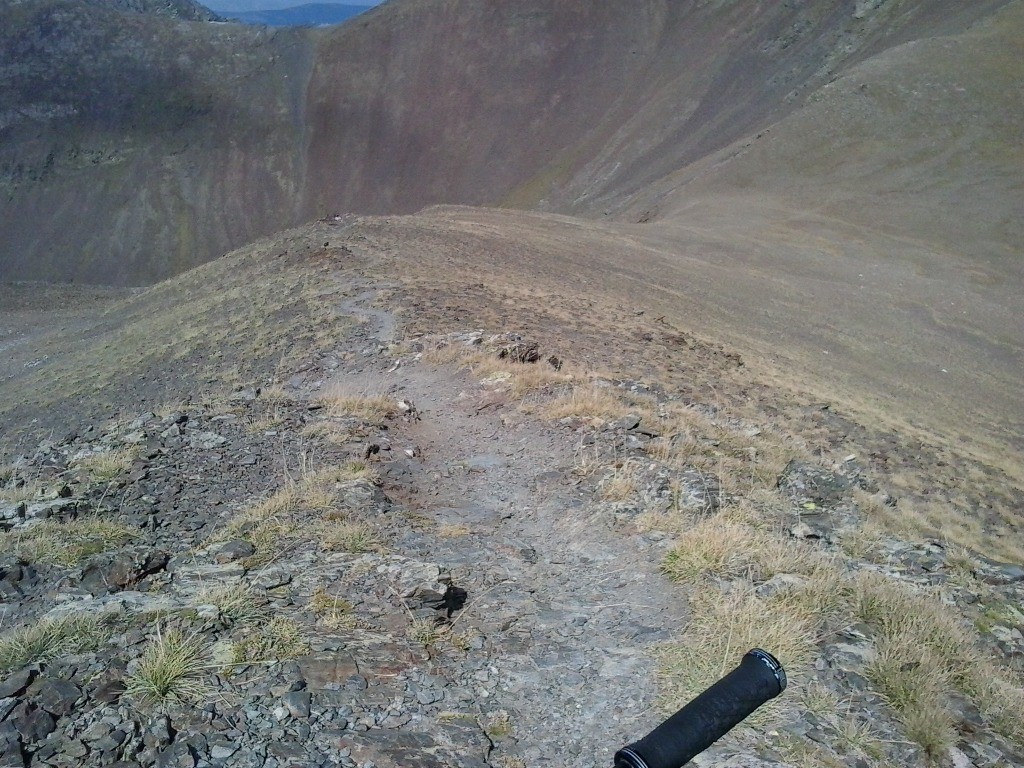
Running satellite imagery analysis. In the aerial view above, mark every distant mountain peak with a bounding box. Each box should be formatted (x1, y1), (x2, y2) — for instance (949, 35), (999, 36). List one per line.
(83, 0), (223, 21)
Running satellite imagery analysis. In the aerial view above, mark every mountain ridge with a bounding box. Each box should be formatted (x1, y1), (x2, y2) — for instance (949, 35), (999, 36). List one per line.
(222, 3), (372, 27)
(2, 0), (1017, 284)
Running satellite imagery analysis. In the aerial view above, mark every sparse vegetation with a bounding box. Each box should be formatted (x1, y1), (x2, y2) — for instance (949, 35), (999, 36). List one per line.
(528, 385), (629, 422)
(73, 446), (137, 482)
(0, 473), (42, 505)
(310, 587), (358, 630)
(657, 491), (1024, 759)
(457, 351), (572, 397)
(125, 627), (211, 708)
(230, 617), (309, 663)
(317, 520), (381, 553)
(599, 459), (643, 502)
(0, 613), (114, 673)
(407, 618), (441, 646)
(658, 588), (819, 727)
(207, 462), (367, 566)
(1, 517), (137, 567)
(480, 710), (514, 740)
(438, 522), (472, 538)
(316, 387), (397, 423)
(198, 584), (268, 627)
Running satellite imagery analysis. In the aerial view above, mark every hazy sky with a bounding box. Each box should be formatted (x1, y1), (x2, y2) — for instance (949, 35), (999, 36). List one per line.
(206, 0), (385, 12)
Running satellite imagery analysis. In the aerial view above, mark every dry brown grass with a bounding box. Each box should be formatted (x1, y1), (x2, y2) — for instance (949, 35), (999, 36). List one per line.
(423, 343), (572, 398)
(207, 458), (383, 566)
(420, 341), (471, 365)
(315, 386), (396, 422)
(852, 487), (1024, 565)
(460, 352), (571, 397)
(407, 617), (441, 646)
(197, 584), (269, 627)
(660, 516), (824, 584)
(853, 571), (1024, 749)
(317, 520), (381, 554)
(300, 420), (355, 445)
(310, 587), (358, 630)
(527, 384), (629, 421)
(641, 399), (807, 500)
(658, 587), (820, 726)
(230, 617), (308, 664)
(2, 517), (138, 567)
(0, 471), (43, 505)
(599, 459), (644, 502)
(437, 523), (472, 538)
(73, 446), (138, 482)
(656, 468), (1024, 758)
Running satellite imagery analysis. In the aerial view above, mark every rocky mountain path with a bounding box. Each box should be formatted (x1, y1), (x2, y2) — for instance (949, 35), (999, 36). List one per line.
(321, 284), (688, 767)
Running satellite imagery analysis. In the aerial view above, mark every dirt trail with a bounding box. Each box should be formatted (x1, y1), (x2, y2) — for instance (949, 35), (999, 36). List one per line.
(326, 285), (688, 766)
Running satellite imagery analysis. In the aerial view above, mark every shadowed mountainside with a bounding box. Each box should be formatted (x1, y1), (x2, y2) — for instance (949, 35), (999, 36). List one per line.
(1, 0), (1017, 283)
(0, 0), (312, 283)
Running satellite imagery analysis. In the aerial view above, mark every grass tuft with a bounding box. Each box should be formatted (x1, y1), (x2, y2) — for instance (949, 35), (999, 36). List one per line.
(407, 618), (441, 646)
(198, 584), (268, 626)
(315, 387), (397, 423)
(599, 460), (644, 502)
(310, 587), (358, 630)
(2, 518), (137, 567)
(657, 588), (819, 727)
(528, 385), (629, 421)
(230, 617), (309, 663)
(125, 627), (210, 707)
(0, 613), (114, 672)
(73, 447), (138, 482)
(318, 520), (381, 553)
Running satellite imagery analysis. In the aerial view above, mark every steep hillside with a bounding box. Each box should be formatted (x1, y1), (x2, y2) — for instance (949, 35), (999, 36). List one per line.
(0, 0), (313, 284)
(1, 0), (1016, 283)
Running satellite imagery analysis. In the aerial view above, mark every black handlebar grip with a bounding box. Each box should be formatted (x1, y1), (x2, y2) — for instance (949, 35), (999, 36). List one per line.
(614, 649), (786, 768)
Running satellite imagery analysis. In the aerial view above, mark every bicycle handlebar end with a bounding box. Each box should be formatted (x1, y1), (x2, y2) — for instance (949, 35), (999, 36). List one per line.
(614, 746), (650, 768)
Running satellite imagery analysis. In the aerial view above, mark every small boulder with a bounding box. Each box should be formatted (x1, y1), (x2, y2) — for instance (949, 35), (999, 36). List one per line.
(213, 540), (256, 564)
(27, 678), (82, 718)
